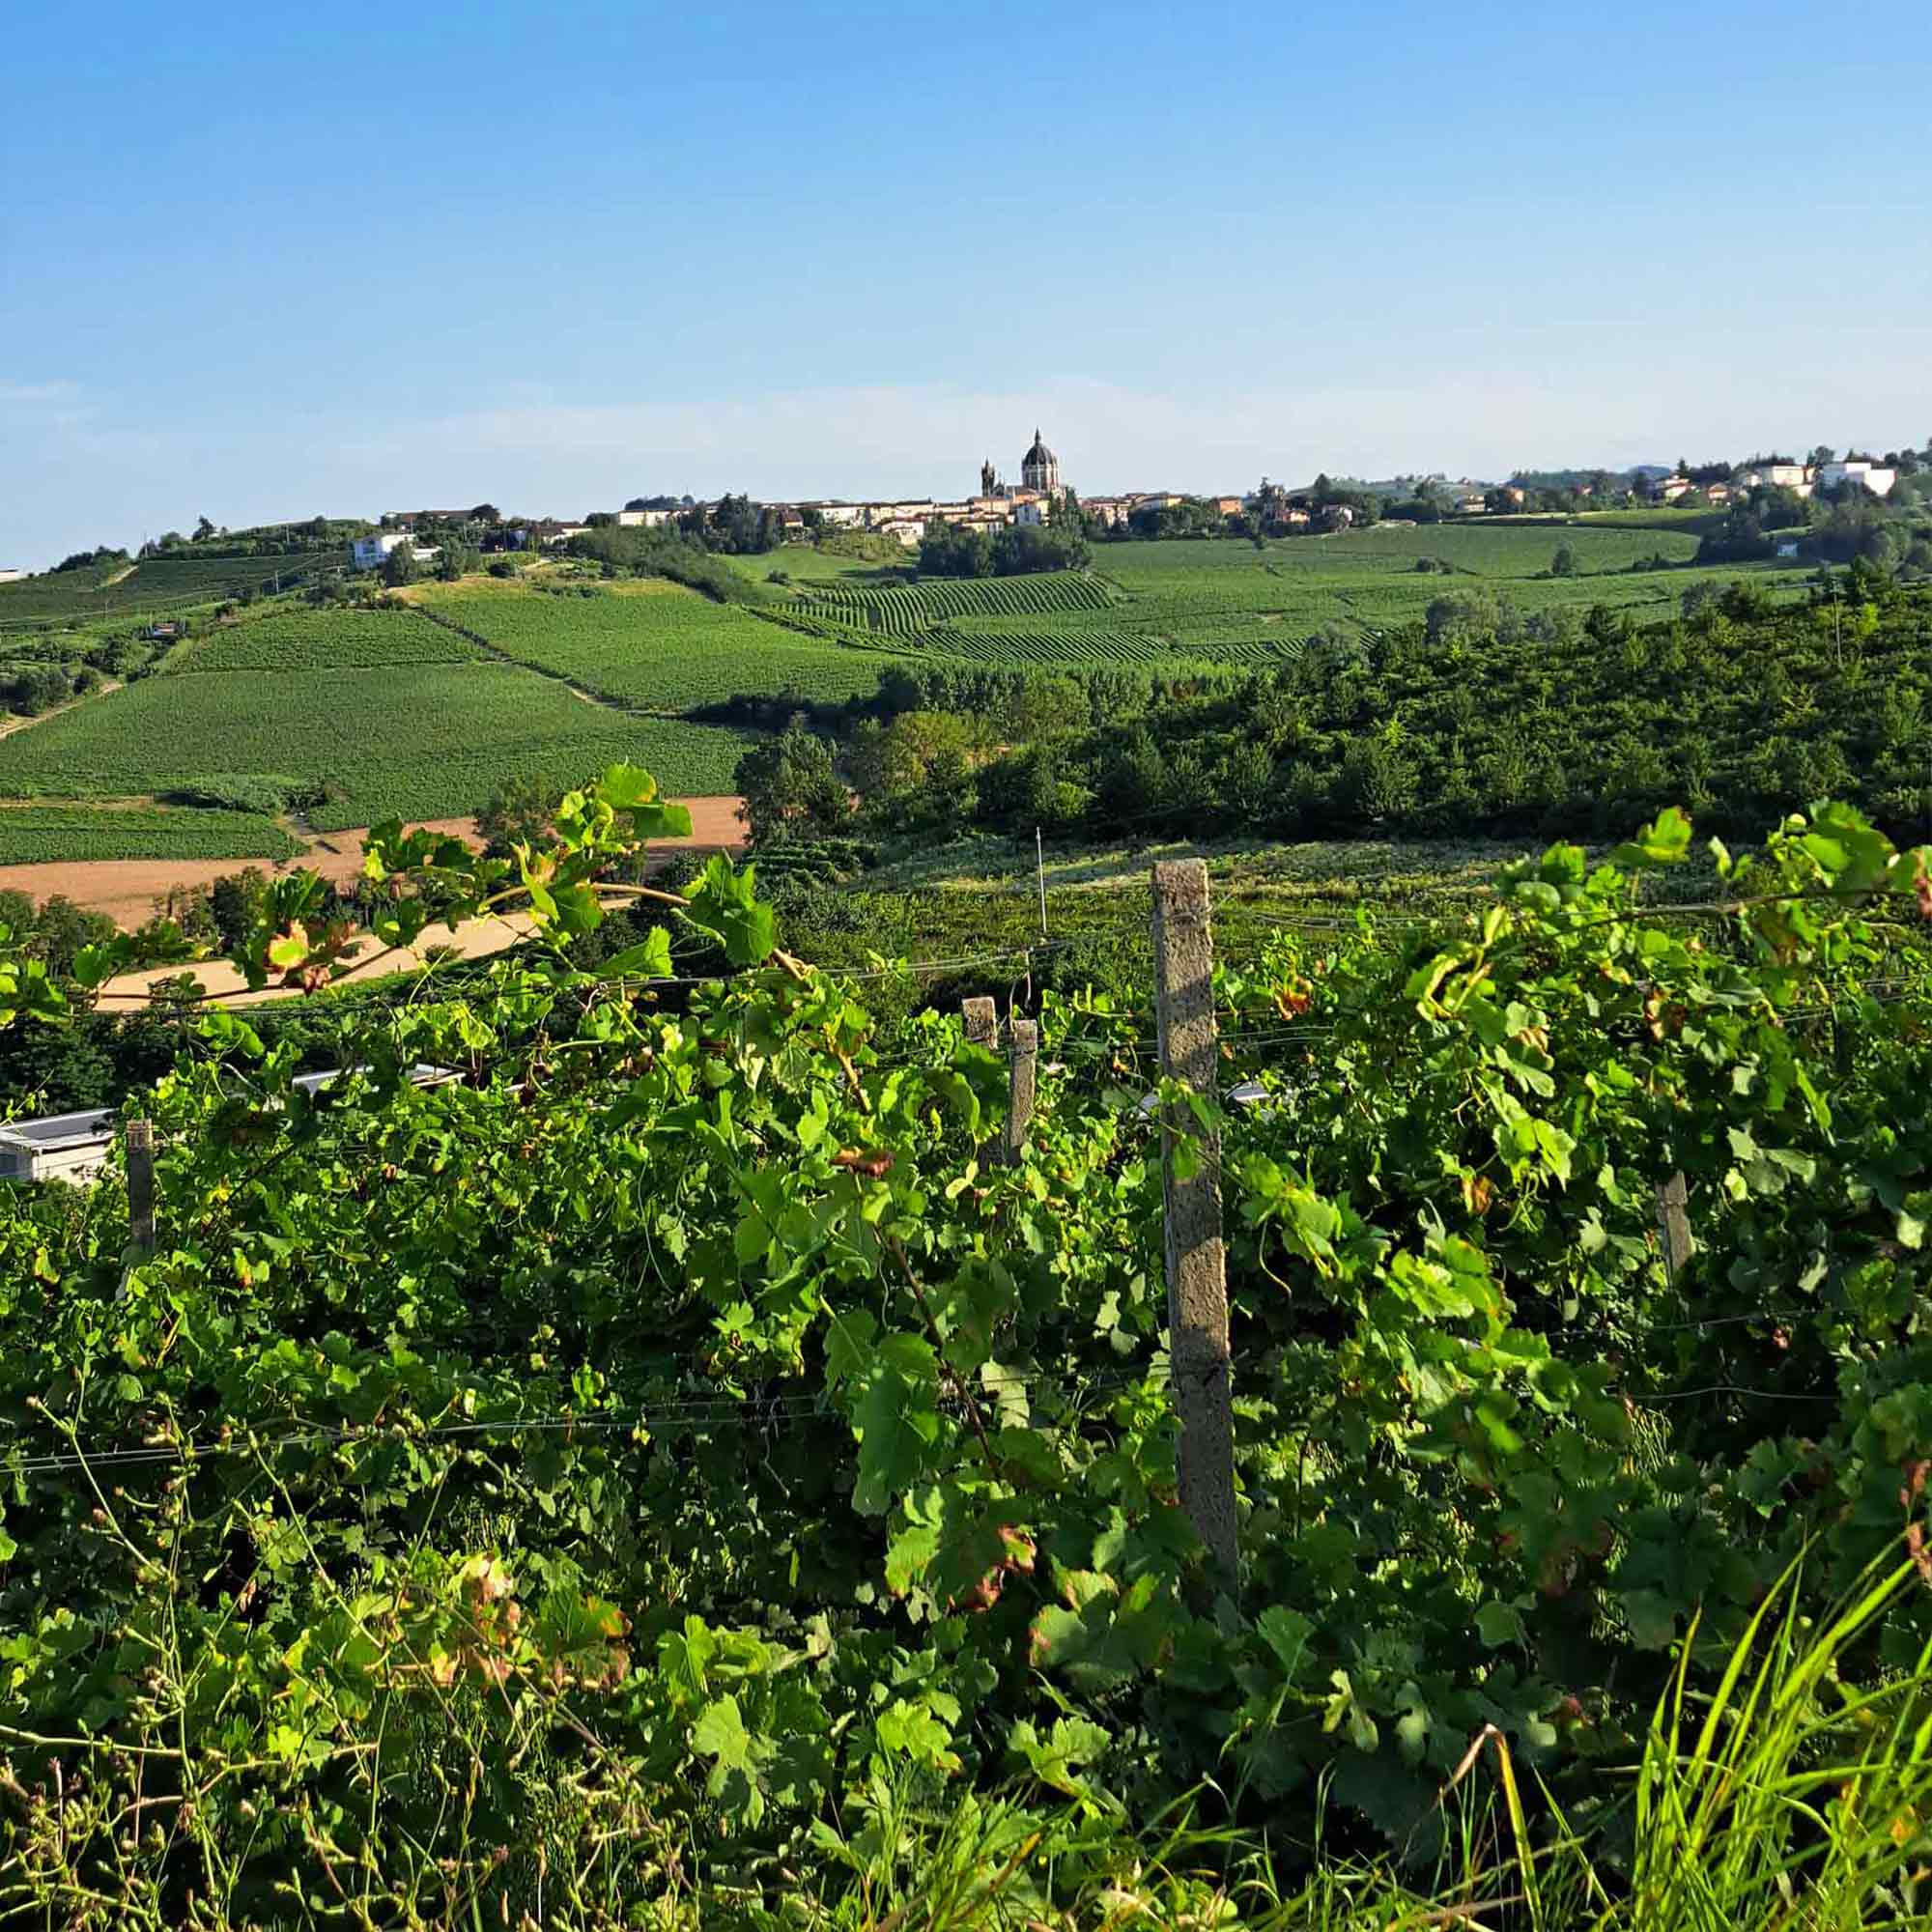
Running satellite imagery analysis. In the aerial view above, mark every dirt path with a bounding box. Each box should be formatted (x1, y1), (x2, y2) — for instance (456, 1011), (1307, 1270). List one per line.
(0, 796), (746, 928)
(93, 910), (551, 1010)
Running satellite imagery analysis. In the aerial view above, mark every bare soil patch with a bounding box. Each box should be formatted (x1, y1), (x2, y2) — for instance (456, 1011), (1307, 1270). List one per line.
(0, 797), (746, 929)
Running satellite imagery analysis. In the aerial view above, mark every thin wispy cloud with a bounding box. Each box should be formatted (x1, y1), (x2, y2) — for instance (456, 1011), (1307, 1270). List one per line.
(0, 380), (84, 411)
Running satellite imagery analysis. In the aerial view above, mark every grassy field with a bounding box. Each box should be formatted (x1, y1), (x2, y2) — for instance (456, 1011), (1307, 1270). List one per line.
(0, 804), (305, 865)
(0, 549), (348, 626)
(731, 543), (913, 587)
(414, 579), (911, 709)
(0, 659), (756, 832)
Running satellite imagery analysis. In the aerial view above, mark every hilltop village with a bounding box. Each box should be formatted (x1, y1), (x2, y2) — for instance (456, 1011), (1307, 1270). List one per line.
(338, 434), (1922, 572)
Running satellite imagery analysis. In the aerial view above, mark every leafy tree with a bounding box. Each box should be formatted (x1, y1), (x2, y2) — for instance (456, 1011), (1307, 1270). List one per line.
(477, 773), (564, 856)
(381, 542), (422, 588)
(1550, 544), (1578, 578)
(917, 524), (993, 579)
(208, 868), (271, 951)
(734, 727), (849, 845)
(990, 523), (1090, 576)
(21, 895), (116, 976)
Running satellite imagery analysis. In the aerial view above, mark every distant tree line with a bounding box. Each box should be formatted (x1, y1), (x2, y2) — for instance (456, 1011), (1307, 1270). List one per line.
(918, 521), (1092, 578)
(561, 525), (768, 605)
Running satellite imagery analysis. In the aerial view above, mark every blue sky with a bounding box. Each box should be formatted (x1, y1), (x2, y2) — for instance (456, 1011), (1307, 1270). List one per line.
(4, 0), (1929, 565)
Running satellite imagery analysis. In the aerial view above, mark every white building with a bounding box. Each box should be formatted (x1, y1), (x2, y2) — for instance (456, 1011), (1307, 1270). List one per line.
(866, 501), (935, 528)
(1817, 460), (1896, 497)
(615, 508), (676, 527)
(1738, 462), (1810, 491)
(0, 567), (25, 584)
(351, 532), (439, 571)
(874, 518), (927, 548)
(0, 1107), (117, 1185)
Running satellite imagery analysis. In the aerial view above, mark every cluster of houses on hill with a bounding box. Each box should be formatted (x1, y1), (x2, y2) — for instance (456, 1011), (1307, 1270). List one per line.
(1649, 458), (1897, 506)
(357, 431), (1185, 563)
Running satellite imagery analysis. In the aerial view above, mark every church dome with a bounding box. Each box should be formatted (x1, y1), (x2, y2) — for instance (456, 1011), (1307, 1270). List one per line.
(1022, 429), (1057, 469)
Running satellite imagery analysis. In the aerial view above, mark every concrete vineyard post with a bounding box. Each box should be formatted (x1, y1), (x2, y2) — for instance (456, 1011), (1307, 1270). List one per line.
(962, 998), (1000, 1169)
(1151, 859), (1238, 1578)
(1005, 1018), (1037, 1165)
(127, 1118), (156, 1261)
(961, 997), (999, 1052)
(1656, 1172), (1692, 1282)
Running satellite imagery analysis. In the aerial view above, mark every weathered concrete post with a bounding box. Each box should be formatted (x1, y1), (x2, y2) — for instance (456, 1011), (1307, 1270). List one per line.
(1005, 1019), (1037, 1164)
(1656, 1172), (1692, 1282)
(962, 998), (1000, 1169)
(1151, 860), (1237, 1577)
(127, 1118), (156, 1261)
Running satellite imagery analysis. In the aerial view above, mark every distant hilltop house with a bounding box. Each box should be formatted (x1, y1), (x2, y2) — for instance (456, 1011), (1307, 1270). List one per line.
(1817, 458), (1896, 497)
(1736, 461), (1812, 496)
(380, 510), (472, 531)
(615, 507), (675, 528)
(0, 567), (25, 584)
(351, 531), (440, 571)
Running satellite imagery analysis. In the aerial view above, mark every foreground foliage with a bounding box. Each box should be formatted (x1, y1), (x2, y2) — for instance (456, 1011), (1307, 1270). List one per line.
(0, 769), (1929, 1923)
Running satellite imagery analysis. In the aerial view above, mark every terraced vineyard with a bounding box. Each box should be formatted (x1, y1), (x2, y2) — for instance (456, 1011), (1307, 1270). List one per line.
(416, 581), (914, 708)
(741, 527), (1815, 673)
(170, 608), (486, 672)
(0, 804), (304, 865)
(0, 549), (348, 626)
(796, 571), (1114, 636)
(0, 659), (755, 834)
